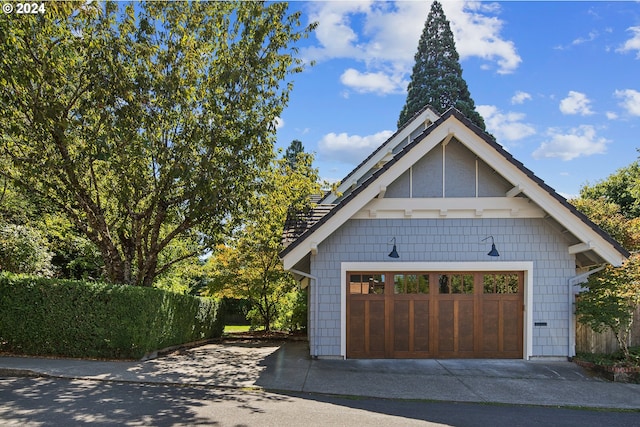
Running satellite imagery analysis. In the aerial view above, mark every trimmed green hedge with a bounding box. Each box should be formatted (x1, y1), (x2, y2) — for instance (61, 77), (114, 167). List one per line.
(0, 273), (223, 359)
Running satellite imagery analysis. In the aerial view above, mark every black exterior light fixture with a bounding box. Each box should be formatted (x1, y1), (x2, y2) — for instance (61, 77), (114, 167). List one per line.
(388, 237), (400, 258)
(482, 236), (500, 257)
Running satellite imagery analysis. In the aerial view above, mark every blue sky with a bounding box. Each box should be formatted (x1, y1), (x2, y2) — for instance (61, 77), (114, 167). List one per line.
(274, 1), (640, 198)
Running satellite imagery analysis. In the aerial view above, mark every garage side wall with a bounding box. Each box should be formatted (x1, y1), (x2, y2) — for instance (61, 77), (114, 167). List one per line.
(309, 217), (576, 358)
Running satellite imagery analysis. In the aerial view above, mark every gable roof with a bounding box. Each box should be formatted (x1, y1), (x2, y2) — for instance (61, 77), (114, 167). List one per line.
(281, 108), (629, 270)
(321, 105), (441, 204)
(282, 202), (335, 248)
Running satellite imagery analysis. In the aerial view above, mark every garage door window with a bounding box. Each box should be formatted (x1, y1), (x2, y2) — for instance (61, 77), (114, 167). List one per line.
(483, 273), (519, 294)
(394, 274), (429, 294)
(349, 273), (385, 294)
(438, 274), (473, 294)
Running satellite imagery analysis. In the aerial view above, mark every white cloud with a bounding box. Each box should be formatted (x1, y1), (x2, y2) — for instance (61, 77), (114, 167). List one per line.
(559, 91), (594, 116)
(615, 89), (640, 116)
(511, 91), (532, 105)
(340, 68), (408, 95)
(477, 105), (535, 142)
(606, 111), (619, 120)
(318, 130), (394, 164)
(302, 1), (369, 63)
(554, 30), (599, 51)
(532, 125), (609, 161)
(273, 117), (284, 130)
(617, 26), (640, 59)
(445, 2), (521, 74)
(572, 31), (598, 46)
(303, 0), (521, 95)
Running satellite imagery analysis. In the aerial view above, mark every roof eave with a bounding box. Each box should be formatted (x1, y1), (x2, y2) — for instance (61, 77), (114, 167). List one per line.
(281, 108), (629, 269)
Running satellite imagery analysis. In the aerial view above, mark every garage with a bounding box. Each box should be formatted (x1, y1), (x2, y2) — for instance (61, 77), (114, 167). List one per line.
(281, 109), (628, 360)
(347, 271), (523, 359)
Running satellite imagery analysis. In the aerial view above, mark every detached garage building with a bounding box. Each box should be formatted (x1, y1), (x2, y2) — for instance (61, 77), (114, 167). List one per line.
(280, 107), (628, 360)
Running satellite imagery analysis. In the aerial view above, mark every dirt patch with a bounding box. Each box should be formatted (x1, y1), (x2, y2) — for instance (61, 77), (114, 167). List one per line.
(223, 331), (307, 341)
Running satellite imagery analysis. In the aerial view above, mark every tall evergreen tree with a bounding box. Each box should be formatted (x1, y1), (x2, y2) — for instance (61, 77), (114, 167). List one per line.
(398, 1), (486, 130)
(284, 140), (305, 170)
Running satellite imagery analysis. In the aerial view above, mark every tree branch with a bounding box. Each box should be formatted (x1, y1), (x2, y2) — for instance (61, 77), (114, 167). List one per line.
(154, 250), (200, 277)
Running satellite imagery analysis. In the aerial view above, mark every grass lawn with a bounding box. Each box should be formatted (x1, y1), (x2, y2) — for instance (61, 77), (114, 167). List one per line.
(223, 325), (254, 333)
(222, 324), (306, 339)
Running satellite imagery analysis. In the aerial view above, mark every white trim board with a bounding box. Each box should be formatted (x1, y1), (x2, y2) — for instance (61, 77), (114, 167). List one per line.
(354, 197), (545, 219)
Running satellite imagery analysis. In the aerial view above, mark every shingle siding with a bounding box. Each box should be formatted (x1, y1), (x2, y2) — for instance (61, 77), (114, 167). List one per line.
(310, 217), (575, 358)
(384, 138), (514, 199)
(445, 140), (476, 197)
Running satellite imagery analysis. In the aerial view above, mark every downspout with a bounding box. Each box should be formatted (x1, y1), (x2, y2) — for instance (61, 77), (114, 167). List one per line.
(288, 269), (319, 358)
(567, 265), (606, 358)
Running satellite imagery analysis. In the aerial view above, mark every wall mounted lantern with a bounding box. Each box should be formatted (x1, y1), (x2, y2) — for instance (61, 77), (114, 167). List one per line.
(388, 237), (400, 258)
(482, 236), (500, 257)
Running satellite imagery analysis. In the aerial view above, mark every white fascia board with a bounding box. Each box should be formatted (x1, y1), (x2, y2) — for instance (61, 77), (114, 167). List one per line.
(447, 117), (626, 266)
(323, 109), (440, 204)
(353, 197), (545, 219)
(282, 123), (451, 271)
(341, 261), (533, 272)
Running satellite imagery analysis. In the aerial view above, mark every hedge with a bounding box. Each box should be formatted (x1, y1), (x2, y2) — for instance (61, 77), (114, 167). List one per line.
(0, 273), (224, 359)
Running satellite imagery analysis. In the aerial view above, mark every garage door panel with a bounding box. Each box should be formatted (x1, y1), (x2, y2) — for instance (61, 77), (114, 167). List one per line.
(481, 299), (500, 352)
(501, 299), (522, 353)
(392, 298), (431, 357)
(457, 299), (475, 353)
(348, 300), (366, 356)
(437, 298), (475, 356)
(437, 300), (455, 352)
(413, 299), (430, 352)
(393, 300), (410, 352)
(347, 297), (386, 358)
(368, 300), (386, 356)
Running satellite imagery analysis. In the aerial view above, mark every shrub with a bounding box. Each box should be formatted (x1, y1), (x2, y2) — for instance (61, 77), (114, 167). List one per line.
(0, 273), (224, 359)
(274, 288), (307, 333)
(575, 256), (640, 361)
(576, 346), (640, 367)
(0, 224), (53, 276)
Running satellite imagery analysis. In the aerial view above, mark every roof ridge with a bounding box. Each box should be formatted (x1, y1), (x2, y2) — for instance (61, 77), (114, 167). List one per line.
(319, 105), (440, 203)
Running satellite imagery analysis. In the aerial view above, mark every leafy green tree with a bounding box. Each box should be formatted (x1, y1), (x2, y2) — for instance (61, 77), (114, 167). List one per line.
(0, 1), (314, 286)
(572, 158), (640, 360)
(274, 287), (308, 333)
(570, 198), (640, 251)
(1, 166), (102, 279)
(398, 0), (485, 130)
(579, 160), (640, 219)
(0, 224), (53, 276)
(572, 157), (640, 252)
(0, 173), (38, 227)
(207, 149), (321, 331)
(38, 213), (104, 280)
(575, 256), (640, 361)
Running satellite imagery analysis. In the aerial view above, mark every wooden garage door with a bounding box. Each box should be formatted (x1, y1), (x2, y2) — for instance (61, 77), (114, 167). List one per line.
(346, 271), (523, 359)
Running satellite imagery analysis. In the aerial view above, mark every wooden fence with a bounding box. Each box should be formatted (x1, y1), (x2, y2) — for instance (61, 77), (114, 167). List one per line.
(575, 306), (640, 354)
